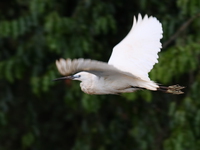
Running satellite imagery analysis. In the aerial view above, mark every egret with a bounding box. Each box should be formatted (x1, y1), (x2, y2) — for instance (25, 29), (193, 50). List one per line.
(54, 14), (184, 95)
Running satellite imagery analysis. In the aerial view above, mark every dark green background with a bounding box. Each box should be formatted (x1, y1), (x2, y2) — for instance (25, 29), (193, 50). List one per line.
(0, 0), (200, 150)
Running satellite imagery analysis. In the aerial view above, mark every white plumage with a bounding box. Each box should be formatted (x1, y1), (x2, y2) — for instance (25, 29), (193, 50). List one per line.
(108, 14), (162, 81)
(54, 14), (184, 95)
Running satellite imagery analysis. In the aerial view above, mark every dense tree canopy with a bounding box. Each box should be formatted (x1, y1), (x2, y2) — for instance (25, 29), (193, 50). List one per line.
(0, 0), (200, 150)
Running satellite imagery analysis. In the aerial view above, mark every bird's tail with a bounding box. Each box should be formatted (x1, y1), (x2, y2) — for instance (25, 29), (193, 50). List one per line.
(157, 85), (185, 94)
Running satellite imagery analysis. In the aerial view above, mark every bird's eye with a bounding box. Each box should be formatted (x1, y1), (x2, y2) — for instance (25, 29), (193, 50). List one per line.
(78, 75), (81, 78)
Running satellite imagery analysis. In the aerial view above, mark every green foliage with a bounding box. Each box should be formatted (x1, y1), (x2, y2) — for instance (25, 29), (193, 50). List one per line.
(0, 0), (200, 150)
(150, 39), (200, 84)
(177, 0), (200, 15)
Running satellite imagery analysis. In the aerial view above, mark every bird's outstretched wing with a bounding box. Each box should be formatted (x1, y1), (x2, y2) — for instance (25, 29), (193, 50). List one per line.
(56, 58), (137, 77)
(108, 14), (163, 81)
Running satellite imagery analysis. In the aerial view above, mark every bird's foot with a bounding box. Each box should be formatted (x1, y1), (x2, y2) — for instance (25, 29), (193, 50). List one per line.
(158, 84), (185, 94)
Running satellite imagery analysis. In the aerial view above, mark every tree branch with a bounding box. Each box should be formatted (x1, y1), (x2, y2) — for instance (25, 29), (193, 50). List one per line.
(163, 13), (200, 48)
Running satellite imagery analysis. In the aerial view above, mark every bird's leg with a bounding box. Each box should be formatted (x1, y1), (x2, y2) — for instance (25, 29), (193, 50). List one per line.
(131, 86), (146, 90)
(157, 84), (185, 94)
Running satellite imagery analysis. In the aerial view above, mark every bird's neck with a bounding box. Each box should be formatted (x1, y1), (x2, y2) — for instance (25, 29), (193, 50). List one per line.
(80, 74), (97, 94)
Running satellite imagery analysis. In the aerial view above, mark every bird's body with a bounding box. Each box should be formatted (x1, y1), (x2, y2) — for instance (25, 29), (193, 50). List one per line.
(78, 72), (138, 95)
(54, 14), (184, 95)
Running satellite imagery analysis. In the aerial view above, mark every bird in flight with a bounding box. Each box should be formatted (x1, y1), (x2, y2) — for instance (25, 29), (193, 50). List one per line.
(54, 14), (184, 95)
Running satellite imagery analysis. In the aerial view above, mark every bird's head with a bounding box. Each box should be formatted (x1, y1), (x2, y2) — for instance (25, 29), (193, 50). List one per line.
(53, 72), (92, 82)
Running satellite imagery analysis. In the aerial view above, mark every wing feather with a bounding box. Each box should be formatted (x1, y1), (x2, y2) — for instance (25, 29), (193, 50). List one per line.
(56, 58), (138, 78)
(108, 14), (163, 80)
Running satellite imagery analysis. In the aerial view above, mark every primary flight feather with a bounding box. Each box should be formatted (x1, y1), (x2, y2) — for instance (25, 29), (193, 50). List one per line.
(108, 14), (162, 81)
(54, 14), (184, 95)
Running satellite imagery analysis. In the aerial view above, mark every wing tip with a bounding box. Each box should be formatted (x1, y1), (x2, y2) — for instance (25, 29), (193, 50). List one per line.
(55, 58), (71, 75)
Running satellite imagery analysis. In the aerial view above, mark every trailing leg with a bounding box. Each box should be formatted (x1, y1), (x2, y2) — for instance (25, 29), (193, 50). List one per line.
(157, 84), (185, 94)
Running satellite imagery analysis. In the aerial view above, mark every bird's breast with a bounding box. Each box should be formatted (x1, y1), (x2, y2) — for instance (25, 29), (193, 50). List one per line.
(80, 82), (96, 95)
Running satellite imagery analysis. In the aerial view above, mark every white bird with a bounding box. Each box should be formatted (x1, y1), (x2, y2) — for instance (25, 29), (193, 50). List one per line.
(54, 14), (184, 95)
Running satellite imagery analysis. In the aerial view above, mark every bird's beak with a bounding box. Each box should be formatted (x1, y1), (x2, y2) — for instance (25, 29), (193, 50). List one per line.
(53, 76), (74, 81)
